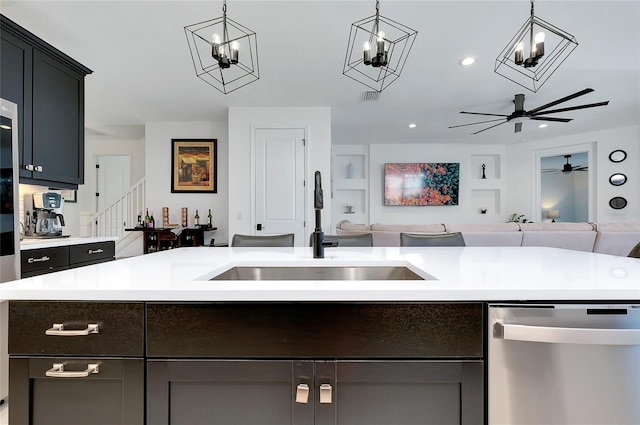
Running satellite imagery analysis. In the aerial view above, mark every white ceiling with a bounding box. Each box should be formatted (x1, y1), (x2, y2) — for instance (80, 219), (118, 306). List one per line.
(2, 0), (639, 145)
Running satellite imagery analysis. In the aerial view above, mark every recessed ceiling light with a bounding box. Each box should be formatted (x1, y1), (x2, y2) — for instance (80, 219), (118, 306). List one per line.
(538, 123), (548, 128)
(459, 57), (476, 66)
(408, 123), (417, 128)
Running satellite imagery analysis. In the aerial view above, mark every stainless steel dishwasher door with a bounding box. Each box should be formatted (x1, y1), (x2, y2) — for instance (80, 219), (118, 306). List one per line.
(488, 304), (640, 425)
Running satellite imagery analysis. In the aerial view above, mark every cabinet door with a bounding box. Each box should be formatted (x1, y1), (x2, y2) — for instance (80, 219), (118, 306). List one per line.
(9, 357), (144, 425)
(0, 31), (33, 179)
(315, 361), (484, 425)
(147, 360), (314, 425)
(32, 49), (84, 185)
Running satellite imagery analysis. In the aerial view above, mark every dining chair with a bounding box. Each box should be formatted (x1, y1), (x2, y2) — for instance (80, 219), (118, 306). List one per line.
(628, 241), (640, 258)
(231, 233), (295, 247)
(311, 233), (374, 247)
(400, 232), (466, 247)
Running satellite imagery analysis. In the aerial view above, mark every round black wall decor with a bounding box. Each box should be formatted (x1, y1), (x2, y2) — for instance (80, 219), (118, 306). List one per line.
(609, 196), (627, 209)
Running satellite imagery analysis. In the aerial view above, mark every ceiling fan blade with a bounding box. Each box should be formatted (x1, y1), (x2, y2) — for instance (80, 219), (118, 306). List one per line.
(448, 118), (506, 129)
(470, 121), (507, 135)
(460, 111), (509, 117)
(514, 94), (525, 112)
(527, 88), (594, 115)
(514, 122), (522, 133)
(529, 116), (573, 123)
(529, 101), (609, 116)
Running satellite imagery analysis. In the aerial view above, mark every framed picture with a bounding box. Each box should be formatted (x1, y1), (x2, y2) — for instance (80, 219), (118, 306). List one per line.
(384, 162), (460, 206)
(50, 188), (77, 203)
(171, 139), (217, 193)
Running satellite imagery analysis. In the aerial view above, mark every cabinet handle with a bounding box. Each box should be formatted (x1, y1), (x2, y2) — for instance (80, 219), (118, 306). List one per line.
(46, 363), (99, 378)
(25, 164), (34, 171)
(295, 384), (309, 404)
(28, 255), (50, 264)
(319, 384), (332, 404)
(46, 323), (99, 336)
(34, 165), (43, 172)
(87, 248), (104, 255)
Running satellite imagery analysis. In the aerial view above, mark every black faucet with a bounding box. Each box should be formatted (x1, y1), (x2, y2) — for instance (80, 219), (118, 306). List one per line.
(312, 171), (338, 258)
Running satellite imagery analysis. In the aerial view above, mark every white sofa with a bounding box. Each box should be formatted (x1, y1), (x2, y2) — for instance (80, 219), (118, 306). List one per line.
(336, 220), (640, 256)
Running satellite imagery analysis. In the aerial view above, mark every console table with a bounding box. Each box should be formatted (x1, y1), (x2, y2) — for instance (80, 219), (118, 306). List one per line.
(125, 227), (216, 254)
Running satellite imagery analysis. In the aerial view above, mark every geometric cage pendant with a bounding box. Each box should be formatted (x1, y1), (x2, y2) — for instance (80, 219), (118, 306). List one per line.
(494, 0), (578, 93)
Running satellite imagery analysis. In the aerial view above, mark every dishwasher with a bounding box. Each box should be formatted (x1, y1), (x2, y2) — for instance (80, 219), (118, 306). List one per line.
(488, 304), (640, 425)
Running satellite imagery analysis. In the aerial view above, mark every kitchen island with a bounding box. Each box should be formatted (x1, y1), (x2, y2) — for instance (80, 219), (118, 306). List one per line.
(1, 247), (639, 425)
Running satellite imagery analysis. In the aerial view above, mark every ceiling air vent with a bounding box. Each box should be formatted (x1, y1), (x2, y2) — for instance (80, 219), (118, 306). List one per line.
(362, 91), (381, 101)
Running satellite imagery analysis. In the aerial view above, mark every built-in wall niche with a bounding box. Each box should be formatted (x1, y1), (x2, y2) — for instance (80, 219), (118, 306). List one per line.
(334, 153), (366, 180)
(470, 154), (501, 180)
(471, 189), (501, 215)
(334, 189), (366, 215)
(331, 145), (369, 228)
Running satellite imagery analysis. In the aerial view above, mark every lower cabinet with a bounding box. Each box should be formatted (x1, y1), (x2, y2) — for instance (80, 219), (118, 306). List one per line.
(8, 301), (145, 425)
(9, 357), (144, 425)
(147, 359), (483, 425)
(146, 302), (484, 425)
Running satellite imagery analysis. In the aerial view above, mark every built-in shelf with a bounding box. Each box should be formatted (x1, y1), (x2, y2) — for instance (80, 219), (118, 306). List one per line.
(332, 146), (369, 228)
(470, 153), (504, 217)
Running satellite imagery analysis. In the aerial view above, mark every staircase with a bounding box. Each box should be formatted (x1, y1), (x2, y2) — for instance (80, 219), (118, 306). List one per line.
(89, 178), (145, 257)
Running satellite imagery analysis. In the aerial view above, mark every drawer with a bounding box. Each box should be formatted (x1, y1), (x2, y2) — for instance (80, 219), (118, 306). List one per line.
(69, 241), (115, 265)
(147, 303), (484, 358)
(21, 246), (69, 275)
(9, 301), (144, 356)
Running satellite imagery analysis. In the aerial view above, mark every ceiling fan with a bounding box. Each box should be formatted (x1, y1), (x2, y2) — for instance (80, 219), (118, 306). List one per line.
(449, 88), (609, 135)
(542, 154), (588, 174)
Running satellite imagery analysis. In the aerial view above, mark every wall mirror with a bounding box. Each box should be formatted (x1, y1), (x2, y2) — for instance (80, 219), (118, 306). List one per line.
(609, 196), (627, 209)
(609, 150), (627, 163)
(609, 173), (627, 186)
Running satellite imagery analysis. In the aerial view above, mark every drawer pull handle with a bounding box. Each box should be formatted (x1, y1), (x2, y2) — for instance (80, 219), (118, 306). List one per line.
(319, 383), (332, 404)
(88, 248), (104, 255)
(34, 165), (44, 172)
(295, 384), (309, 404)
(46, 323), (99, 336)
(28, 256), (50, 264)
(46, 363), (99, 378)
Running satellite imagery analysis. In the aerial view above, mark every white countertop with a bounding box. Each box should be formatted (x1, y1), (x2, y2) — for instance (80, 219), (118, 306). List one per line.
(20, 236), (118, 250)
(1, 247), (639, 302)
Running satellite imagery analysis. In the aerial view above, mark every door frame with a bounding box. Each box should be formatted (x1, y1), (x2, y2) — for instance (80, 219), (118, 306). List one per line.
(250, 126), (308, 245)
(533, 142), (595, 222)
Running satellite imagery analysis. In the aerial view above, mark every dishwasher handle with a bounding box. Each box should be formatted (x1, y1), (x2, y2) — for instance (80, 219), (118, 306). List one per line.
(493, 322), (640, 346)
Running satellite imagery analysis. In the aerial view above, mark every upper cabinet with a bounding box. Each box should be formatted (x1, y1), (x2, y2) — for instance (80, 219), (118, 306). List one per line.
(1, 14), (92, 189)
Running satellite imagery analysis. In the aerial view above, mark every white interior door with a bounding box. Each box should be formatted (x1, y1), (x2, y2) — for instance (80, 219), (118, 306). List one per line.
(255, 128), (306, 245)
(96, 155), (131, 232)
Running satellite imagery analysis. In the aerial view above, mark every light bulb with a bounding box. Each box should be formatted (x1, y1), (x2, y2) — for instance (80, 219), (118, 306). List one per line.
(535, 32), (545, 43)
(377, 31), (385, 42)
(212, 33), (221, 44)
(515, 42), (524, 52)
(363, 41), (371, 51)
(231, 41), (239, 51)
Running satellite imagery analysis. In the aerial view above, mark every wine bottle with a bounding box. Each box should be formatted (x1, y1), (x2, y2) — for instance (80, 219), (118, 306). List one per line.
(194, 209), (200, 226)
(207, 209), (213, 227)
(149, 212), (155, 229)
(144, 208), (150, 228)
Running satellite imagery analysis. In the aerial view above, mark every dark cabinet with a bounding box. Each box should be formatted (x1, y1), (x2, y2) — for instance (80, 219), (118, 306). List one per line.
(20, 246), (69, 278)
(133, 228), (205, 254)
(147, 302), (484, 424)
(147, 359), (483, 425)
(8, 301), (145, 425)
(0, 14), (91, 189)
(21, 240), (115, 277)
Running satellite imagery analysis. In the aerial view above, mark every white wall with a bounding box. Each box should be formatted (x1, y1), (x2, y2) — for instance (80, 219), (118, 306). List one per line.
(228, 107), (331, 244)
(368, 143), (507, 224)
(507, 125), (639, 223)
(145, 121), (229, 244)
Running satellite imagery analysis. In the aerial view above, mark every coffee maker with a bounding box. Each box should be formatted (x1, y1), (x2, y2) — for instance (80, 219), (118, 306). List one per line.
(24, 192), (66, 237)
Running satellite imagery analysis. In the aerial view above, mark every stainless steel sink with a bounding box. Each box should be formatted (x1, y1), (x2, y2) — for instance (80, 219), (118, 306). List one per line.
(210, 266), (428, 280)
